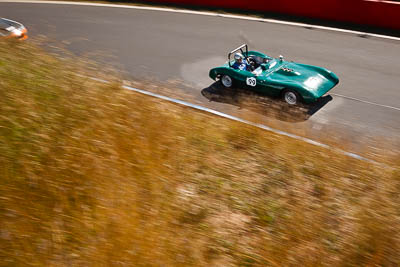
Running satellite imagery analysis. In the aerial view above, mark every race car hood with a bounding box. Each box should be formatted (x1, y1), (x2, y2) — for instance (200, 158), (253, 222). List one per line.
(264, 60), (339, 97)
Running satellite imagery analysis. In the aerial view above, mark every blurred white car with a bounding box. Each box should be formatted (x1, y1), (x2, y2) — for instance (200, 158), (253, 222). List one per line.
(0, 18), (28, 40)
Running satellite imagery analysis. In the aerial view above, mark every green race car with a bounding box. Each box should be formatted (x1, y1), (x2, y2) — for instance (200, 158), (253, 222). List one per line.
(209, 44), (339, 105)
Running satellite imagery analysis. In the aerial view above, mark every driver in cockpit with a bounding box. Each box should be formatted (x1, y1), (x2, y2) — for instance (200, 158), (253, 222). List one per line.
(232, 53), (249, 71)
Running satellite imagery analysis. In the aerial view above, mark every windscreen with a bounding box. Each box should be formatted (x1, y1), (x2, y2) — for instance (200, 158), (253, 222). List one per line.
(0, 19), (11, 30)
(0, 19), (11, 36)
(0, 18), (20, 30)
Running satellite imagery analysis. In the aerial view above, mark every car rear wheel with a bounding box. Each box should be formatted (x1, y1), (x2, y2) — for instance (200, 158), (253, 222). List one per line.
(283, 90), (300, 105)
(221, 75), (233, 88)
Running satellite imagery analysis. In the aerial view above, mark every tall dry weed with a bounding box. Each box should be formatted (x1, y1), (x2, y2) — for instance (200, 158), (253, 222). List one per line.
(0, 40), (399, 266)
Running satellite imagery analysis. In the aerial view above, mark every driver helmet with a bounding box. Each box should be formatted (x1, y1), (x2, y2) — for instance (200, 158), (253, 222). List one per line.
(234, 53), (244, 62)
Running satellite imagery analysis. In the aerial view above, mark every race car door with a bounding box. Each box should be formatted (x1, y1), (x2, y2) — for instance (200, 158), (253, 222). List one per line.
(241, 70), (267, 94)
(230, 69), (257, 90)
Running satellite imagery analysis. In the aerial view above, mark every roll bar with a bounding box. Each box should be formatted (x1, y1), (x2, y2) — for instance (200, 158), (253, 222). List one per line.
(228, 44), (248, 67)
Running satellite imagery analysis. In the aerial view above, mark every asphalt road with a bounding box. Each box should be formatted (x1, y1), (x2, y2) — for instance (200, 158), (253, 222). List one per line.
(2, 2), (400, 148)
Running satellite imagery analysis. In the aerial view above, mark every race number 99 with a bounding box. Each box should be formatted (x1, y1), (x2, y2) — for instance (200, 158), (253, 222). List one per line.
(246, 77), (256, 87)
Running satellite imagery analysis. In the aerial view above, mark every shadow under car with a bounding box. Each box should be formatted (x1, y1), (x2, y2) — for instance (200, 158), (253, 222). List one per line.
(201, 82), (333, 123)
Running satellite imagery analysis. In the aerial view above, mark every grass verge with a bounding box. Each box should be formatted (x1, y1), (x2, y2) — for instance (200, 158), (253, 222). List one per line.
(0, 40), (399, 266)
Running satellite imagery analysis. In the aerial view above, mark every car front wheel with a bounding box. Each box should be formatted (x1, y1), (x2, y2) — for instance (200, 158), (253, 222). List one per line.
(221, 75), (233, 88)
(283, 90), (300, 105)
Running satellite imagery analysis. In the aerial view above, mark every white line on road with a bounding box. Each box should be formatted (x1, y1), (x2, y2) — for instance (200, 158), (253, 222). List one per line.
(365, 0), (400, 5)
(2, 0), (400, 41)
(331, 93), (400, 111)
(76, 74), (390, 165)
(120, 83), (377, 163)
(88, 76), (376, 163)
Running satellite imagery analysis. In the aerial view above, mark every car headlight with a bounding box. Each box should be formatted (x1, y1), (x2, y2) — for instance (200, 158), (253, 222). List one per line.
(12, 29), (23, 36)
(304, 77), (322, 89)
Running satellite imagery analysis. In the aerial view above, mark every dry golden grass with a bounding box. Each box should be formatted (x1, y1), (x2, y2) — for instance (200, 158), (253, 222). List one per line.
(0, 40), (399, 266)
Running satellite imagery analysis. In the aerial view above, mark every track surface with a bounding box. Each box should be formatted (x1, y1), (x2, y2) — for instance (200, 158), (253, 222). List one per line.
(2, 2), (400, 147)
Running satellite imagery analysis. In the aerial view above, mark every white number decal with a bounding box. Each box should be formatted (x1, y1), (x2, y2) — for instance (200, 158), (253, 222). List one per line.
(246, 77), (257, 87)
